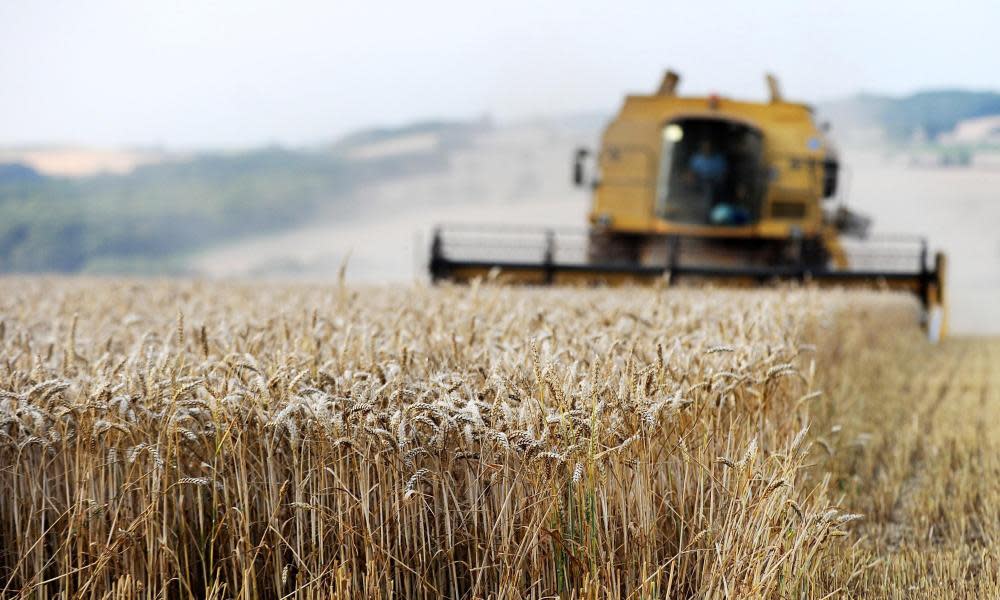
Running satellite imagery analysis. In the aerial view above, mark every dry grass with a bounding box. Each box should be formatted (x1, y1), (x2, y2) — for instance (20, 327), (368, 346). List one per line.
(0, 277), (985, 598)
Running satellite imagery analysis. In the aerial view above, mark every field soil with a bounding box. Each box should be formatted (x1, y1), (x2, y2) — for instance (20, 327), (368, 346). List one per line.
(845, 151), (1000, 335)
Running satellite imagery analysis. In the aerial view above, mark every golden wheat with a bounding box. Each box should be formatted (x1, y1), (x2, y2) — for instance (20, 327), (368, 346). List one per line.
(0, 277), (981, 599)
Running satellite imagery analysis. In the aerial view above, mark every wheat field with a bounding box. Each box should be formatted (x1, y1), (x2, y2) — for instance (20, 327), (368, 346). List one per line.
(0, 278), (995, 598)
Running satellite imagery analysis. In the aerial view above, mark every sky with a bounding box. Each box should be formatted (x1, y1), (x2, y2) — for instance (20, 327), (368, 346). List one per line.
(1, 1), (997, 148)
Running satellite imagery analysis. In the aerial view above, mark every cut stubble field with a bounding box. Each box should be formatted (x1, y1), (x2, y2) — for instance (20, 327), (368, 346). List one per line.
(0, 278), (996, 598)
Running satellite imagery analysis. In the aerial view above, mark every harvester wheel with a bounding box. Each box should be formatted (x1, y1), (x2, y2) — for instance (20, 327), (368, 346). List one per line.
(781, 238), (830, 269)
(587, 231), (640, 265)
(801, 238), (831, 270)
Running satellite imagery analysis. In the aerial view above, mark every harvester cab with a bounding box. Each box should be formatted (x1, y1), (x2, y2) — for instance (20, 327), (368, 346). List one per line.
(430, 71), (947, 339)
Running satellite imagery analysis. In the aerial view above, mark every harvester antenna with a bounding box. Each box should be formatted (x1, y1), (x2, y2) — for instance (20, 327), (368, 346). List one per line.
(765, 73), (783, 102)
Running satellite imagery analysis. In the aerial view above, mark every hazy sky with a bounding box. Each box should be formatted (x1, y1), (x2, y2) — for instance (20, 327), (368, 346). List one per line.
(2, 1), (997, 148)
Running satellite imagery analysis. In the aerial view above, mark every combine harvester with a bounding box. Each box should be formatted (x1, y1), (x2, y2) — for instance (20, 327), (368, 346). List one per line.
(430, 71), (947, 338)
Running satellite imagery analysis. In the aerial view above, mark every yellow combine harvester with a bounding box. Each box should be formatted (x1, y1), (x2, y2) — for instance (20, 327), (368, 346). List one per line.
(430, 71), (947, 337)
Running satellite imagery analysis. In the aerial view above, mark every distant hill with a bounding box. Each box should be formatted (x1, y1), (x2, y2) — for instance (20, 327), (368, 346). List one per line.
(0, 131), (464, 273)
(819, 90), (1000, 143)
(0, 146), (170, 177)
(0, 163), (42, 184)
